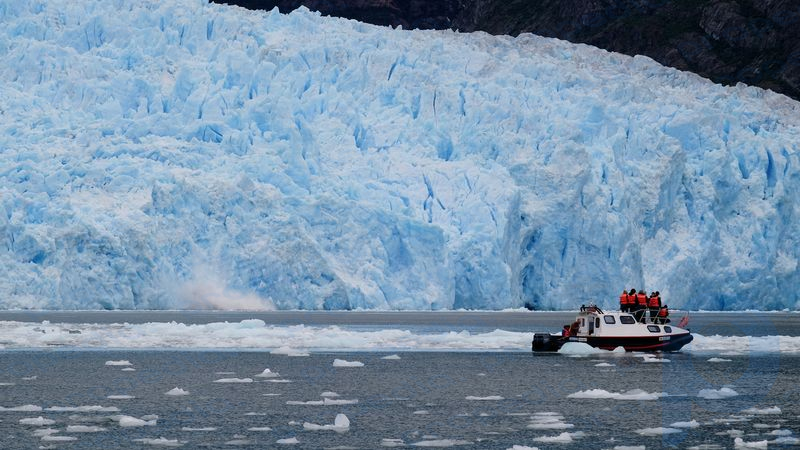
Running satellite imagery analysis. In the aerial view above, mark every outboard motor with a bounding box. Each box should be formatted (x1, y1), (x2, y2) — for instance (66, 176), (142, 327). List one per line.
(532, 333), (562, 352)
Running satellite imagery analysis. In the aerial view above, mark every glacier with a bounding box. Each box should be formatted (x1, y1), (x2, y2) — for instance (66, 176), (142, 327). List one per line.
(0, 0), (798, 311)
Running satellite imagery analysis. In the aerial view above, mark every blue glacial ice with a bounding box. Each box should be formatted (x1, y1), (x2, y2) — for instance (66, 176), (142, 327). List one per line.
(0, 0), (798, 310)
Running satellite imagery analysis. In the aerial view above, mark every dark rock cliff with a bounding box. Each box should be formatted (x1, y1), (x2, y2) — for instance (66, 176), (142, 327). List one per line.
(214, 0), (800, 101)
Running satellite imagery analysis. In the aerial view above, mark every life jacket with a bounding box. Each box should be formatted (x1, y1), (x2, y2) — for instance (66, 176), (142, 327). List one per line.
(658, 307), (668, 317)
(563, 328), (571, 337)
(636, 292), (647, 306)
(619, 292), (629, 305)
(648, 295), (660, 308)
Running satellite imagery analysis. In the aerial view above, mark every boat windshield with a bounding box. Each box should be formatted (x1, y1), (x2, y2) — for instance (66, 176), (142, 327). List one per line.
(619, 315), (636, 324)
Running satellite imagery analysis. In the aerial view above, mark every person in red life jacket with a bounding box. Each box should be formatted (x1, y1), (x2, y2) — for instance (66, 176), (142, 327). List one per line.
(648, 291), (661, 323)
(657, 304), (670, 324)
(562, 325), (571, 339)
(636, 289), (648, 323)
(627, 288), (637, 316)
(619, 289), (631, 313)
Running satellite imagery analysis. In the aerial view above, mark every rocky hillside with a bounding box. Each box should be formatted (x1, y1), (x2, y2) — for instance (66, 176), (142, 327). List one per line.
(215, 0), (800, 102)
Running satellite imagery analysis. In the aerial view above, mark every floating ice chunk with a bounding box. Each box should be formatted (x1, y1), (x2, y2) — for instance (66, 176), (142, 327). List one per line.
(611, 446), (645, 450)
(410, 439), (472, 446)
(181, 427), (217, 431)
(265, 379), (293, 383)
(741, 406), (781, 415)
(0, 405), (41, 412)
(255, 369), (281, 378)
(508, 446), (540, 450)
(381, 355), (401, 360)
(716, 429), (745, 436)
(635, 427), (682, 436)
(132, 437), (184, 447)
(107, 395), (135, 400)
(670, 420), (701, 428)
(382, 438), (406, 447)
(413, 410), (429, 415)
(698, 387), (739, 399)
(558, 343), (606, 355)
(707, 358), (733, 362)
(66, 425), (106, 432)
(526, 413), (573, 430)
(165, 387), (189, 396)
(22, 376), (37, 380)
(567, 389), (666, 400)
(532, 432), (585, 443)
(121, 368), (136, 372)
(32, 428), (59, 437)
(213, 378), (253, 383)
(333, 359), (364, 367)
(41, 435), (77, 442)
(105, 360), (132, 366)
(113, 415), (157, 427)
(320, 392), (339, 398)
(277, 437), (299, 444)
(303, 413), (350, 433)
(0, 382), (16, 386)
(20, 416), (56, 426)
(271, 347), (309, 357)
(594, 363), (615, 367)
(772, 437), (800, 445)
(248, 427), (272, 431)
(286, 398), (358, 406)
(465, 396), (503, 401)
(734, 437), (768, 448)
(46, 406), (119, 412)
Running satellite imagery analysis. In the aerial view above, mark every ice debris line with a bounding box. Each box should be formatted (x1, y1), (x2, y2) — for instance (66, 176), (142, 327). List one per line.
(0, 0), (798, 311)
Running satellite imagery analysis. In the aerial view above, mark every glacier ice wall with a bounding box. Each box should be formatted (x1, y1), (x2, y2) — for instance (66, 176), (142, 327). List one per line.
(0, 0), (798, 310)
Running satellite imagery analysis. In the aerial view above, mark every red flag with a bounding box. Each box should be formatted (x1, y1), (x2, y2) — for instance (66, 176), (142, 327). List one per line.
(677, 314), (689, 328)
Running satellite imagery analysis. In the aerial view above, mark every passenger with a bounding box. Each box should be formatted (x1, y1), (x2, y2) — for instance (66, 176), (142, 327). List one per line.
(562, 325), (571, 338)
(648, 291), (661, 323)
(619, 289), (630, 313)
(657, 304), (670, 324)
(636, 289), (648, 323)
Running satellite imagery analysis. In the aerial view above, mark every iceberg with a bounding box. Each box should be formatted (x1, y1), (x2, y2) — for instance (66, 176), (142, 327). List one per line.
(0, 0), (797, 311)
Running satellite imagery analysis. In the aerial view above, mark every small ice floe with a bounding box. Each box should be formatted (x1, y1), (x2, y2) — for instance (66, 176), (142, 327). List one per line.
(638, 354), (670, 363)
(276, 437), (299, 444)
(20, 416), (56, 426)
(531, 431), (585, 443)
(0, 404), (41, 412)
(670, 420), (701, 428)
(772, 436), (800, 445)
(132, 437), (184, 447)
(121, 367), (136, 371)
(741, 406), (781, 415)
(413, 410), (429, 415)
(286, 398), (358, 406)
(213, 378), (253, 383)
(104, 360), (132, 366)
(0, 382), (16, 386)
(248, 427), (272, 432)
(303, 413), (350, 432)
(558, 342), (606, 355)
(594, 362), (615, 367)
(320, 392), (339, 398)
(567, 389), (666, 401)
(716, 429), (744, 436)
(46, 406), (119, 412)
(66, 425), (106, 432)
(255, 368), (281, 378)
(333, 359), (363, 367)
(733, 437), (768, 448)
(32, 428), (59, 437)
(182, 427), (217, 431)
(635, 427), (682, 436)
(410, 439), (472, 446)
(224, 438), (251, 445)
(22, 376), (38, 380)
(265, 379), (293, 383)
(107, 395), (135, 400)
(465, 396), (503, 401)
(271, 347), (309, 357)
(381, 438), (406, 447)
(245, 412), (267, 416)
(698, 387), (739, 399)
(165, 387), (189, 396)
(41, 435), (77, 442)
(263, 393), (281, 397)
(112, 415), (157, 427)
(713, 417), (751, 425)
(707, 358), (733, 362)
(611, 446), (645, 450)
(381, 354), (401, 360)
(526, 413), (573, 430)
(769, 429), (793, 436)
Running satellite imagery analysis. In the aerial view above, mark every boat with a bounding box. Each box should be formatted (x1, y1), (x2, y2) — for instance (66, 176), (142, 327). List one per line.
(531, 304), (693, 352)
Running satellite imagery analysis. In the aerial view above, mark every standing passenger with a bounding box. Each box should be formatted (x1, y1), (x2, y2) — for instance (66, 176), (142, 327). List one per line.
(636, 290), (648, 323)
(619, 290), (630, 313)
(648, 292), (661, 323)
(657, 304), (670, 324)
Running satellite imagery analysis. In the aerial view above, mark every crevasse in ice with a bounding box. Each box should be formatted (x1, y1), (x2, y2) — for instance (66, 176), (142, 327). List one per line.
(0, 0), (798, 310)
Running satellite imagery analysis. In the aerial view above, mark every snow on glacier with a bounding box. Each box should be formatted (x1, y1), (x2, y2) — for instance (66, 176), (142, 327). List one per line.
(0, 0), (798, 311)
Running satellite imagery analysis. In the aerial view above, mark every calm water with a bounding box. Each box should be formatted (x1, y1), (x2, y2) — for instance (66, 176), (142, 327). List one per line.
(1, 312), (799, 449)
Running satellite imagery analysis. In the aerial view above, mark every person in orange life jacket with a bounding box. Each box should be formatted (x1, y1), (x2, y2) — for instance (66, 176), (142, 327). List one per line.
(648, 291), (661, 323)
(636, 289), (648, 323)
(657, 305), (670, 324)
(619, 289), (630, 313)
(562, 325), (571, 338)
(627, 288), (637, 316)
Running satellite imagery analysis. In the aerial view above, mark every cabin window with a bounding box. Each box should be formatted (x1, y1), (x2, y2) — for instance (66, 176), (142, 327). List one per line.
(664, 326), (672, 333)
(619, 315), (635, 324)
(603, 316), (616, 324)
(595, 318), (600, 328)
(581, 318), (585, 327)
(647, 325), (660, 333)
